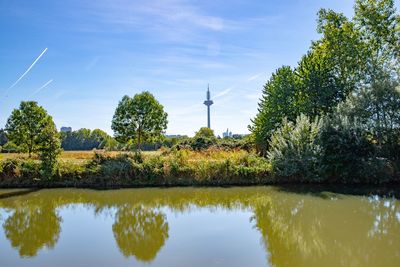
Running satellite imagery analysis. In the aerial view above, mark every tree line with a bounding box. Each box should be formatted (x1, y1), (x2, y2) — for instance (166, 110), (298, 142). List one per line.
(250, 0), (400, 182)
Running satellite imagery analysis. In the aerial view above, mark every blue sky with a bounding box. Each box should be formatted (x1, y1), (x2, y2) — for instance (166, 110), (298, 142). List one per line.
(0, 0), (355, 136)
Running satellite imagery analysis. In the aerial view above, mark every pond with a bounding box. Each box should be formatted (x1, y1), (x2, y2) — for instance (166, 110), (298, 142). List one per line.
(0, 186), (399, 267)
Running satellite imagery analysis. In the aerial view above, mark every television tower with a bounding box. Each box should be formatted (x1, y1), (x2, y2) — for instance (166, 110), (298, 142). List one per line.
(203, 84), (214, 128)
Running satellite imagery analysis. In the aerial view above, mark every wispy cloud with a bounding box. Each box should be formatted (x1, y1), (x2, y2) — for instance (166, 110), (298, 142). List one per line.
(247, 73), (263, 81)
(32, 79), (53, 96)
(6, 48), (48, 93)
(88, 0), (231, 32)
(213, 87), (233, 99)
(85, 57), (100, 71)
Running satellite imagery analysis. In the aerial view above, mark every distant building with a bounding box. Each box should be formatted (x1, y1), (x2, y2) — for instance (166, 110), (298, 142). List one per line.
(60, 127), (72, 133)
(222, 128), (232, 138)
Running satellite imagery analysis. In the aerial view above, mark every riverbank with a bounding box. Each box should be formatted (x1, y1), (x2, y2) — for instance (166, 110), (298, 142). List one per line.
(0, 149), (272, 188)
(0, 149), (399, 189)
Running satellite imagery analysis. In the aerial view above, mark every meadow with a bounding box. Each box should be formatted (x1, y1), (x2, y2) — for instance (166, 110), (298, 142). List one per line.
(0, 149), (272, 188)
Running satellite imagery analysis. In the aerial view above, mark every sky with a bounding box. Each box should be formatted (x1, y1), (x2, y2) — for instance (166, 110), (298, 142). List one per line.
(0, 0), (355, 137)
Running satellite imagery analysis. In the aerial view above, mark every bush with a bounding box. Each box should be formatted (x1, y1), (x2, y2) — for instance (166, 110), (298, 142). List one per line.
(0, 159), (21, 178)
(318, 114), (393, 183)
(1, 142), (21, 153)
(267, 114), (323, 182)
(100, 154), (135, 179)
(20, 160), (41, 178)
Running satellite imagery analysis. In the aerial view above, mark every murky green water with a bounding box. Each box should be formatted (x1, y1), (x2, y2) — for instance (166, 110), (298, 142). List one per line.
(0, 187), (399, 267)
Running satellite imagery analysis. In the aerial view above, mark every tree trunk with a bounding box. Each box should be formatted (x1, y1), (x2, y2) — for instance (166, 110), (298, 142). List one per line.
(28, 139), (32, 158)
(137, 131), (141, 152)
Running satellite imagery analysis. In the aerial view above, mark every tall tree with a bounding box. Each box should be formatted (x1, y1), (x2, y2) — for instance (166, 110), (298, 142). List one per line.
(354, 0), (400, 79)
(5, 101), (58, 158)
(295, 50), (344, 117)
(112, 92), (168, 151)
(315, 8), (366, 92)
(249, 66), (298, 154)
(250, 0), (400, 155)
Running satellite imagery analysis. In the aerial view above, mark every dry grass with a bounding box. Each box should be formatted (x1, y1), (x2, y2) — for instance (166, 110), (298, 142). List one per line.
(0, 150), (162, 163)
(185, 149), (248, 162)
(0, 148), (272, 187)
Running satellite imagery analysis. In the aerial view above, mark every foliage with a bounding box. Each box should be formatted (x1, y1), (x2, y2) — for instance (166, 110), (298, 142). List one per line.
(38, 117), (62, 178)
(267, 115), (323, 182)
(317, 114), (391, 183)
(249, 66), (298, 154)
(1, 142), (21, 153)
(0, 149), (271, 186)
(174, 131), (252, 152)
(338, 73), (400, 160)
(0, 129), (7, 146)
(112, 92), (168, 151)
(250, 0), (400, 156)
(296, 50), (346, 117)
(194, 127), (215, 139)
(61, 128), (117, 151)
(5, 102), (54, 157)
(4, 101), (62, 179)
(354, 0), (400, 78)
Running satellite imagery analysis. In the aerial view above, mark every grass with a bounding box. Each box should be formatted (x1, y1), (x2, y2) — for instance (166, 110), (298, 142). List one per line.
(0, 148), (398, 188)
(0, 150), (161, 162)
(0, 148), (272, 188)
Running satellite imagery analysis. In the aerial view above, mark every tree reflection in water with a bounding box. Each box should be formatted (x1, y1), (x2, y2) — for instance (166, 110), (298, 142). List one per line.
(112, 205), (169, 262)
(251, 193), (400, 267)
(0, 187), (399, 266)
(3, 205), (61, 257)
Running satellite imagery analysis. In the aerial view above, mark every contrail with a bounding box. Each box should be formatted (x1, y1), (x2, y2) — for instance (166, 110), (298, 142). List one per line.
(6, 48), (48, 93)
(32, 79), (53, 96)
(214, 87), (233, 99)
(248, 73), (262, 81)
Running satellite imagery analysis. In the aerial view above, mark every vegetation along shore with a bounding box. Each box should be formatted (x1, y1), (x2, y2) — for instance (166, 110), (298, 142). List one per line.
(0, 0), (399, 188)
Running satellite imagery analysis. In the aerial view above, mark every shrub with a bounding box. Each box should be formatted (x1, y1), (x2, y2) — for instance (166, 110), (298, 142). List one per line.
(100, 154), (135, 179)
(0, 159), (22, 178)
(20, 160), (41, 178)
(318, 114), (393, 183)
(267, 114), (323, 182)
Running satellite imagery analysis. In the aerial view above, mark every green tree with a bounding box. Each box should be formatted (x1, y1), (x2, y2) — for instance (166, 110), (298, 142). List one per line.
(317, 114), (385, 183)
(249, 66), (298, 154)
(38, 117), (62, 177)
(61, 128), (114, 150)
(296, 50), (344, 117)
(250, 0), (399, 156)
(112, 92), (168, 151)
(354, 0), (400, 79)
(338, 73), (400, 160)
(315, 8), (367, 93)
(194, 127), (215, 139)
(5, 102), (58, 158)
(5, 101), (61, 176)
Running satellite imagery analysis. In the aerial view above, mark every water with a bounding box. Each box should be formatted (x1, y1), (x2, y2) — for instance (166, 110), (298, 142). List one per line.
(0, 187), (399, 267)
